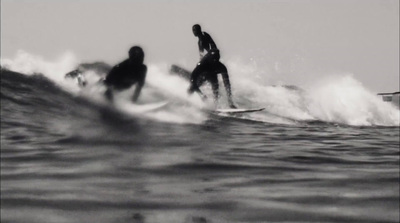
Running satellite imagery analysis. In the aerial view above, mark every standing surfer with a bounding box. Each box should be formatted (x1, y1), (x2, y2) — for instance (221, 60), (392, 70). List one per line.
(104, 46), (147, 103)
(188, 24), (237, 108)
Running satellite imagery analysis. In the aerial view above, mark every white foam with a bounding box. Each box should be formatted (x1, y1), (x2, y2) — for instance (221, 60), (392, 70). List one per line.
(1, 50), (81, 93)
(305, 75), (399, 126)
(223, 59), (399, 126)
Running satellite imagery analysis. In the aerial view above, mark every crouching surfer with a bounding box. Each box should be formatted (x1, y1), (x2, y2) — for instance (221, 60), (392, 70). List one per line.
(188, 24), (236, 108)
(103, 46), (147, 103)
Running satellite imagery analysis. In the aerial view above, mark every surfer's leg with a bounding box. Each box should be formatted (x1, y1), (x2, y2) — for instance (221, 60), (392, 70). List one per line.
(214, 62), (227, 74)
(192, 72), (209, 100)
(209, 75), (219, 105)
(215, 62), (236, 108)
(189, 61), (208, 93)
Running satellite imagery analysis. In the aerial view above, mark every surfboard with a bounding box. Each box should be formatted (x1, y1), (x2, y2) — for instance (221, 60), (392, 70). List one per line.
(117, 101), (169, 114)
(139, 101), (169, 112)
(214, 107), (265, 114)
(169, 64), (191, 80)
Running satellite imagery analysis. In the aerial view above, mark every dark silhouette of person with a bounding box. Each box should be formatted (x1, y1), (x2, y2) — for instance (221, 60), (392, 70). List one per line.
(64, 62), (112, 87)
(104, 46), (147, 103)
(188, 24), (236, 108)
(65, 69), (87, 87)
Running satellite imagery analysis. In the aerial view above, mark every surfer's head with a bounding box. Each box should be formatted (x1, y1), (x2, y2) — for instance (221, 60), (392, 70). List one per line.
(128, 46), (144, 64)
(192, 24), (202, 37)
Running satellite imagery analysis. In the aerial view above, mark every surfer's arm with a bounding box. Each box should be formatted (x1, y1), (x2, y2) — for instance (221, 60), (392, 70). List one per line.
(204, 32), (217, 50)
(103, 67), (119, 101)
(132, 67), (147, 103)
(104, 65), (120, 87)
(198, 42), (205, 59)
(132, 82), (143, 103)
(221, 72), (236, 108)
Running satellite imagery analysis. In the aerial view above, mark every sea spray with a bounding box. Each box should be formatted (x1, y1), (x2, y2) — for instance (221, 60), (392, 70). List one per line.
(226, 58), (314, 121)
(1, 50), (81, 93)
(305, 75), (400, 126)
(223, 59), (399, 126)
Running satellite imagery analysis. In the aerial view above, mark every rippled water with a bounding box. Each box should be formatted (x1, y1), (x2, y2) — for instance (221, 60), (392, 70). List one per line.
(1, 70), (399, 223)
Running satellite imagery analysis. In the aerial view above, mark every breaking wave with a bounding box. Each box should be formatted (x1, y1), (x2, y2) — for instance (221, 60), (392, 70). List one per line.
(1, 50), (399, 126)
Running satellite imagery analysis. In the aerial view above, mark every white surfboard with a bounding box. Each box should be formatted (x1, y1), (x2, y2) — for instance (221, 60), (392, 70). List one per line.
(214, 107), (265, 114)
(117, 101), (169, 114)
(137, 101), (169, 112)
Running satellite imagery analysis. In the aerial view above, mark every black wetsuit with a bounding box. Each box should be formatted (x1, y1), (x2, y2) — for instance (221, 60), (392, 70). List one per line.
(197, 32), (217, 54)
(105, 59), (146, 90)
(189, 32), (234, 107)
(104, 59), (147, 101)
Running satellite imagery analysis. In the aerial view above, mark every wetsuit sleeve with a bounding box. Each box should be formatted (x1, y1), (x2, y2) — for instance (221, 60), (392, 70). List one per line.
(198, 40), (206, 59)
(104, 65), (120, 87)
(198, 40), (204, 54)
(131, 65), (147, 102)
(204, 32), (217, 50)
(103, 66), (119, 101)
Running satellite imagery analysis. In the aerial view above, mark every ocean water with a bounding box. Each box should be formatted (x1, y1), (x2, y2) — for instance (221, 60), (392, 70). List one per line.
(1, 51), (399, 223)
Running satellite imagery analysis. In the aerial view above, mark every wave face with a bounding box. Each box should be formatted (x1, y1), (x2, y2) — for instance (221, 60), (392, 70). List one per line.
(1, 50), (399, 126)
(1, 51), (399, 223)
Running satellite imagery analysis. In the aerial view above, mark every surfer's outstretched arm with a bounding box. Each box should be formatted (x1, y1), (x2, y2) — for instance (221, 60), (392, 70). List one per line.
(132, 83), (143, 102)
(131, 68), (147, 103)
(203, 32), (217, 50)
(198, 42), (205, 59)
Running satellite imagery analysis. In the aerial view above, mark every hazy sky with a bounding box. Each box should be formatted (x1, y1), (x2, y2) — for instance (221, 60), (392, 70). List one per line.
(1, 0), (399, 93)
